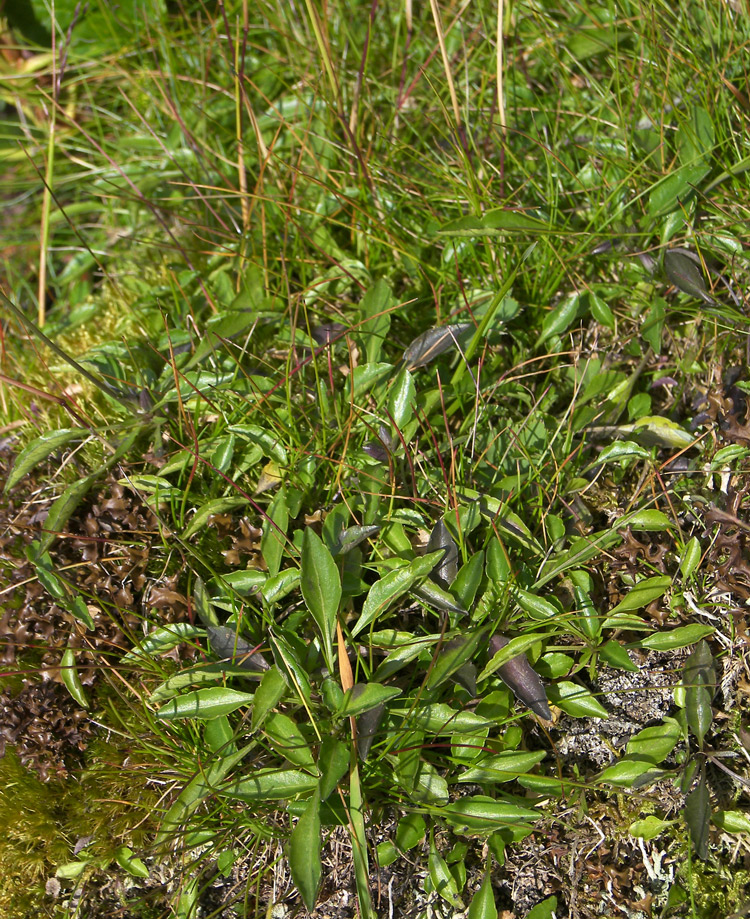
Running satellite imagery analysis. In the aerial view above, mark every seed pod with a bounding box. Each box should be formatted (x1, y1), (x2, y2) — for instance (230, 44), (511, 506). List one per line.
(488, 634), (551, 720)
(426, 519), (458, 589)
(207, 625), (270, 674)
(402, 323), (472, 370)
(356, 702), (386, 762)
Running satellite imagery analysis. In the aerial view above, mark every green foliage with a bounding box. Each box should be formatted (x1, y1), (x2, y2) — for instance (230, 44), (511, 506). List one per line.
(2, 0), (749, 914)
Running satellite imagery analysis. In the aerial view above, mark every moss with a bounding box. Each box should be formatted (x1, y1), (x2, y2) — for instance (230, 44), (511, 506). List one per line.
(0, 730), (163, 919)
(0, 749), (69, 918)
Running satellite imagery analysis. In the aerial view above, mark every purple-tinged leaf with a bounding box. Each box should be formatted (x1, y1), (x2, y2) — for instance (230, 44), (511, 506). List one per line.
(486, 635), (551, 720)
(403, 323), (472, 370)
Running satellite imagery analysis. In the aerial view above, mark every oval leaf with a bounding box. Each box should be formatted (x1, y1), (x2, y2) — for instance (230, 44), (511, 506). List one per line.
(289, 788), (322, 911)
(223, 769), (319, 801)
(6, 428), (85, 492)
(155, 687), (254, 721)
(183, 497), (249, 539)
(609, 576), (671, 614)
(338, 682), (401, 718)
(60, 648), (89, 708)
(547, 681), (608, 719)
(352, 552), (442, 637)
(468, 864), (498, 919)
(300, 528), (341, 667)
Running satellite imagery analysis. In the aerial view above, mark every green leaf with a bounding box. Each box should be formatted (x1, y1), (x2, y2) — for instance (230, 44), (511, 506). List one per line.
(640, 624), (714, 651)
(300, 527), (341, 667)
(626, 720), (681, 764)
(6, 428), (85, 492)
(629, 816), (674, 840)
(155, 743), (252, 846)
(389, 366), (416, 430)
(359, 279), (392, 364)
(223, 769), (319, 801)
(150, 663), (254, 704)
(318, 738), (349, 800)
(38, 474), (97, 554)
(599, 639), (637, 671)
(597, 759), (665, 787)
(261, 488), (288, 578)
(680, 537), (702, 580)
(122, 623), (204, 662)
(60, 648), (89, 708)
(629, 415), (695, 450)
(155, 687), (254, 721)
(193, 576), (219, 627)
(427, 631), (486, 690)
(712, 810), (750, 835)
(412, 579), (467, 616)
(440, 796), (539, 832)
(211, 433), (235, 474)
(439, 208), (552, 236)
(393, 703), (493, 735)
(428, 835), (464, 910)
(227, 424), (288, 464)
(591, 441), (651, 467)
(467, 863), (497, 919)
(516, 588), (561, 620)
(33, 561), (68, 600)
(251, 666), (287, 731)
(338, 683), (402, 718)
(453, 551), (485, 608)
(288, 787), (322, 911)
(352, 553), (441, 637)
(396, 813), (426, 851)
(114, 846), (149, 879)
(685, 768), (710, 859)
(204, 715), (234, 754)
(457, 750), (547, 784)
(67, 595), (96, 631)
(677, 105), (715, 167)
(269, 632), (312, 703)
(589, 293), (614, 329)
(264, 712), (315, 769)
(183, 497), (249, 539)
(376, 840), (399, 867)
(623, 509), (674, 531)
(351, 361), (393, 396)
(526, 896), (558, 919)
(609, 576), (671, 614)
(642, 298), (666, 353)
(412, 761), (450, 804)
(683, 641), (715, 748)
(537, 293), (582, 346)
(547, 681), (608, 719)
(262, 568), (300, 605)
(648, 162), (709, 217)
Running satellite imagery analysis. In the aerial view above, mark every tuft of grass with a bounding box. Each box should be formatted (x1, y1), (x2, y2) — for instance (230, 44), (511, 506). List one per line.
(1, 0), (750, 916)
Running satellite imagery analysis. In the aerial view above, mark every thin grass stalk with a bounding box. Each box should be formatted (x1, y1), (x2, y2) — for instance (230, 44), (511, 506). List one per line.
(497, 0), (506, 134)
(38, 0), (58, 326)
(428, 0), (462, 135)
(234, 15), (250, 234)
(302, 0), (341, 111)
